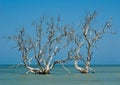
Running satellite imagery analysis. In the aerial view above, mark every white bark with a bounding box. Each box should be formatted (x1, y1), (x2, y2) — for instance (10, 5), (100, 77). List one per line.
(74, 60), (88, 73)
(74, 60), (84, 71)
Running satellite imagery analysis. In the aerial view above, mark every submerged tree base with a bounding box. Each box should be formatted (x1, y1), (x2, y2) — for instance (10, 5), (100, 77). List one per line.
(80, 70), (95, 74)
(26, 69), (50, 74)
(35, 71), (50, 74)
(25, 66), (51, 74)
(32, 70), (49, 74)
(80, 70), (88, 74)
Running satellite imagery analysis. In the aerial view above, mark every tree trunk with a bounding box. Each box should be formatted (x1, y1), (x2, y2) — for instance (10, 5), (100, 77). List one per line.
(25, 65), (51, 74)
(74, 60), (88, 73)
(74, 60), (95, 73)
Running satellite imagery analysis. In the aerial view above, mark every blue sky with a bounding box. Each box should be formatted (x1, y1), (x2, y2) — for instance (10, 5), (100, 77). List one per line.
(0, 0), (120, 65)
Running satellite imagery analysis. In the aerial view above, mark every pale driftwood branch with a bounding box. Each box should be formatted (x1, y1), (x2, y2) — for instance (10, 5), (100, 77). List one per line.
(61, 63), (71, 74)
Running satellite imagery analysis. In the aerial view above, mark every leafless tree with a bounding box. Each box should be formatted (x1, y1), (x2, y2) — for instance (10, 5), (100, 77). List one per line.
(9, 12), (112, 74)
(72, 11), (112, 73)
(9, 16), (74, 74)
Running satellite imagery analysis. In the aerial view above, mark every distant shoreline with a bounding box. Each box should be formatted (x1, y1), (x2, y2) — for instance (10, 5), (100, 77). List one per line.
(0, 64), (120, 66)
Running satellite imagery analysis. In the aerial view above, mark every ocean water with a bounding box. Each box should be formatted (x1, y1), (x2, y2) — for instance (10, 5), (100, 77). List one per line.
(0, 65), (120, 85)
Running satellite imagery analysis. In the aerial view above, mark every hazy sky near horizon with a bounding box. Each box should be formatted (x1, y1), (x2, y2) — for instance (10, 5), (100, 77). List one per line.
(0, 0), (120, 65)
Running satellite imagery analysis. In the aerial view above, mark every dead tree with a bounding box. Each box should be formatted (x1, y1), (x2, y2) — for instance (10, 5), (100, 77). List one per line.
(72, 11), (112, 73)
(8, 12), (112, 74)
(9, 16), (74, 74)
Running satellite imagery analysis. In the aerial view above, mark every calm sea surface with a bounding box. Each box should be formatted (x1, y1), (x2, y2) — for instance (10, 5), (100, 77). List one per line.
(0, 65), (120, 85)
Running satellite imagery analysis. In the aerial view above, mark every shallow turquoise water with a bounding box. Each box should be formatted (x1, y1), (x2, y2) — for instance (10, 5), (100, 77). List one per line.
(0, 65), (120, 85)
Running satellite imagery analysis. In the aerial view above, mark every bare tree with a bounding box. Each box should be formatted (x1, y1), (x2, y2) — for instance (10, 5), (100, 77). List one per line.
(9, 16), (74, 74)
(69, 11), (112, 73)
(8, 12), (112, 74)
